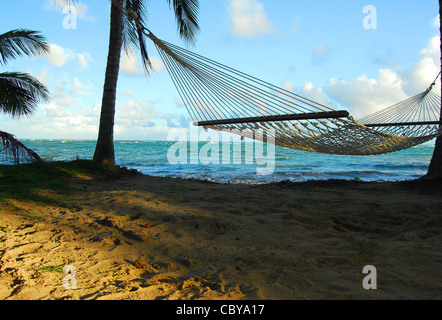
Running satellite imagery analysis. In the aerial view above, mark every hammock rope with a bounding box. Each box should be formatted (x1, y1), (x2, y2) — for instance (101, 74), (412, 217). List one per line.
(111, 0), (442, 156)
(145, 31), (441, 155)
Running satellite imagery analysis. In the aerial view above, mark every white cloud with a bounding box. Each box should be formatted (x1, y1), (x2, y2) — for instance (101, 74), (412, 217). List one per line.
(151, 57), (165, 73)
(70, 77), (94, 96)
(402, 36), (440, 95)
(120, 52), (164, 76)
(39, 102), (97, 134)
(44, 0), (94, 21)
(50, 86), (79, 107)
(175, 98), (185, 108)
(420, 36), (440, 59)
(300, 82), (329, 106)
(114, 99), (190, 135)
(431, 15), (440, 29)
(41, 102), (72, 118)
(325, 69), (408, 119)
(76, 52), (92, 68)
(120, 90), (134, 97)
(91, 101), (101, 118)
(227, 0), (277, 39)
(312, 43), (331, 65)
(116, 100), (158, 127)
(283, 35), (441, 120)
(74, 2), (95, 21)
(31, 69), (48, 86)
(33, 100), (99, 139)
(44, 44), (91, 69)
(283, 81), (296, 92)
(120, 52), (140, 76)
(282, 81), (329, 106)
(46, 76), (94, 107)
(166, 114), (191, 128)
(45, 43), (74, 67)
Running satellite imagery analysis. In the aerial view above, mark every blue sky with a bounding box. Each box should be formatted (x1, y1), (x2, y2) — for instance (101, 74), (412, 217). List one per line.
(0, 0), (440, 140)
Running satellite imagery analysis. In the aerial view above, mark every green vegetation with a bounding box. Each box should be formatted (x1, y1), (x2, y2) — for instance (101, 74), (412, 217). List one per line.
(0, 29), (50, 163)
(39, 264), (65, 273)
(0, 159), (140, 212)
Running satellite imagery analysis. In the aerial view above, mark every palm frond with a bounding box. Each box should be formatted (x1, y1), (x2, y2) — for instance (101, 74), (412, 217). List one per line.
(50, 0), (79, 7)
(122, 0), (147, 50)
(122, 0), (153, 74)
(166, 0), (200, 45)
(0, 29), (49, 65)
(136, 25), (153, 74)
(121, 0), (200, 75)
(0, 72), (49, 118)
(0, 130), (42, 164)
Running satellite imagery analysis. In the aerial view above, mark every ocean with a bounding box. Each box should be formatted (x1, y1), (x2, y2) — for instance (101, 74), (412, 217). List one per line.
(2, 139), (435, 184)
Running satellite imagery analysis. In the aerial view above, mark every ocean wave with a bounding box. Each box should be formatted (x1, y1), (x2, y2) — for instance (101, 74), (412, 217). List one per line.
(4, 140), (435, 184)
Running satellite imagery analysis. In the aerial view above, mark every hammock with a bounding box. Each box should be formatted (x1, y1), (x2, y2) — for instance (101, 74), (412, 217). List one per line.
(110, 0), (442, 156)
(145, 32), (441, 156)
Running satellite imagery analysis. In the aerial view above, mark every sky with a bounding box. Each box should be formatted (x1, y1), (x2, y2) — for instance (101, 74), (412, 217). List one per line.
(0, 0), (440, 140)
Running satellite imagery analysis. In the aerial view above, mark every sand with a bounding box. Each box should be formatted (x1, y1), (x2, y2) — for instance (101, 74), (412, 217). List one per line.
(1, 174), (442, 300)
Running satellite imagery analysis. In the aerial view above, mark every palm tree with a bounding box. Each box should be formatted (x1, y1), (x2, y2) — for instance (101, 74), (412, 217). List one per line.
(0, 29), (49, 163)
(54, 0), (199, 165)
(426, 1), (442, 179)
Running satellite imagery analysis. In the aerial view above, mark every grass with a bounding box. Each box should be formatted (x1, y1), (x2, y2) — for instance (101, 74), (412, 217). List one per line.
(39, 264), (66, 273)
(39, 257), (75, 273)
(0, 159), (140, 213)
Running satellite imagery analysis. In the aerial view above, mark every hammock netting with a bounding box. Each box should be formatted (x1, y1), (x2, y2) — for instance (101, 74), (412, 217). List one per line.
(101, 0), (442, 157)
(146, 32), (441, 156)
(104, 0), (442, 156)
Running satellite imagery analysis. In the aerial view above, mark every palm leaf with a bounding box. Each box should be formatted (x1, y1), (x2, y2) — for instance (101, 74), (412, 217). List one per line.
(0, 72), (49, 118)
(0, 130), (42, 164)
(122, 0), (200, 74)
(166, 0), (200, 45)
(0, 29), (49, 65)
(122, 0), (153, 74)
(122, 0), (147, 50)
(50, 0), (78, 7)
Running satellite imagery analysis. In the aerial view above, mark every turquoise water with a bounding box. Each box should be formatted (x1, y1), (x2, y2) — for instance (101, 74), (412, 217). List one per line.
(2, 139), (435, 184)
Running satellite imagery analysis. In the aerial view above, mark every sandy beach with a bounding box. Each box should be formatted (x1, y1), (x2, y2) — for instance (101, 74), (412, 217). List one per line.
(1, 173), (441, 300)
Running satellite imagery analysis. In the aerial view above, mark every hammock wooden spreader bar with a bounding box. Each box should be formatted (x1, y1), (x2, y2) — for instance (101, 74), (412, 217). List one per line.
(365, 121), (442, 127)
(194, 110), (350, 126)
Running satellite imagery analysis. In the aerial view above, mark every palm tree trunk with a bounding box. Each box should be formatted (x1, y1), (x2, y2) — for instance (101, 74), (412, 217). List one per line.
(426, 0), (442, 179)
(93, 0), (123, 165)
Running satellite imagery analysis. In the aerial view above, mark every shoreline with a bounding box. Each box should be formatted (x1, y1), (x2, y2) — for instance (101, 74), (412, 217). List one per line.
(1, 171), (442, 299)
(9, 139), (437, 183)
